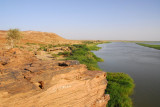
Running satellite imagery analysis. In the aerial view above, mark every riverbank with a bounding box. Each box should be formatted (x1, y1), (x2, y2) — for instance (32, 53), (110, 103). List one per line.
(106, 72), (135, 107)
(13, 40), (135, 107)
(64, 42), (105, 70)
(93, 42), (160, 107)
(61, 41), (135, 107)
(136, 43), (160, 50)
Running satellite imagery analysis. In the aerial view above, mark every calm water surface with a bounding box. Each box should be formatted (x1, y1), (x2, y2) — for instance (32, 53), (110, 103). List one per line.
(93, 42), (160, 107)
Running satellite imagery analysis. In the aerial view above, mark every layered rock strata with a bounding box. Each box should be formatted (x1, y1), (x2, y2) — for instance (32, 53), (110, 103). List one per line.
(0, 48), (109, 107)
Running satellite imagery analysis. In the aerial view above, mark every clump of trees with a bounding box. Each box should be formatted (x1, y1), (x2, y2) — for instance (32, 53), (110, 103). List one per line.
(7, 29), (22, 48)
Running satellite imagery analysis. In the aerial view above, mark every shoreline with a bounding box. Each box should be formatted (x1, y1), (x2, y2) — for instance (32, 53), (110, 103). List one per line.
(92, 42), (135, 107)
(136, 43), (160, 50)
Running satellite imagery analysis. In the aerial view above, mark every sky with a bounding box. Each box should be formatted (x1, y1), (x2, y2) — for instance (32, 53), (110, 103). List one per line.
(0, 0), (160, 41)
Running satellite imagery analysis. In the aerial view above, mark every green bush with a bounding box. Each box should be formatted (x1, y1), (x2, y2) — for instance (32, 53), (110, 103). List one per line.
(87, 44), (102, 51)
(106, 72), (135, 107)
(7, 29), (22, 48)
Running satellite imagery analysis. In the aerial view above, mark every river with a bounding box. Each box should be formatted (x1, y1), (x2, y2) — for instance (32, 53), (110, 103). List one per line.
(93, 42), (160, 107)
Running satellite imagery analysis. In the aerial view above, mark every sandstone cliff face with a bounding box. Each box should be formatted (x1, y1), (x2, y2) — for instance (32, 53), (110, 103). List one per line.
(0, 48), (109, 107)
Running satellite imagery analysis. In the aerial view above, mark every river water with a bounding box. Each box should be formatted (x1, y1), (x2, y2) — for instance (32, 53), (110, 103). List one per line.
(93, 42), (160, 107)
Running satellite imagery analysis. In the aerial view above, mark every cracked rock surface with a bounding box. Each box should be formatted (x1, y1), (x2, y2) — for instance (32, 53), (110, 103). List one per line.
(0, 48), (109, 107)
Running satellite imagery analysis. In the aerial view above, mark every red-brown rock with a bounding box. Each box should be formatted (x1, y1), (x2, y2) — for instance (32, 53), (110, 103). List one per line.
(0, 48), (109, 107)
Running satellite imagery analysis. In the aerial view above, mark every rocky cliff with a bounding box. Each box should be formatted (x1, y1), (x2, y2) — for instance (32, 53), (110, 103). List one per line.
(0, 48), (109, 107)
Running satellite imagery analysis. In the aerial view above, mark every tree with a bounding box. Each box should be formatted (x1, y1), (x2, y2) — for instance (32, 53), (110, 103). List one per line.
(7, 29), (22, 48)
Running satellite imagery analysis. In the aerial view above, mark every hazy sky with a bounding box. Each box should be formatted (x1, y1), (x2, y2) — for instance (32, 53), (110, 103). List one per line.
(1, 0), (160, 41)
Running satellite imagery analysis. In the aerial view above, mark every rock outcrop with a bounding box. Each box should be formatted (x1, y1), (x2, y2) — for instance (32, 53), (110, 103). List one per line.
(0, 48), (109, 107)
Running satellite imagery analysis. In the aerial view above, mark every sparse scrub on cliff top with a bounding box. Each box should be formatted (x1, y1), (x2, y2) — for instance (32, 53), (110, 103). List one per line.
(106, 72), (135, 107)
(7, 29), (22, 48)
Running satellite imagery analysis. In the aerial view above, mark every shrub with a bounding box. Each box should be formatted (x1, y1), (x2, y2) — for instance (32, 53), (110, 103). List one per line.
(7, 29), (22, 48)
(106, 72), (135, 107)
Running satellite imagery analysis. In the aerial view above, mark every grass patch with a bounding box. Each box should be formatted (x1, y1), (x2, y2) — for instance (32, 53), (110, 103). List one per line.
(106, 72), (135, 107)
(26, 42), (37, 46)
(66, 44), (104, 70)
(136, 43), (160, 50)
(58, 51), (71, 57)
(38, 44), (48, 51)
(51, 54), (59, 58)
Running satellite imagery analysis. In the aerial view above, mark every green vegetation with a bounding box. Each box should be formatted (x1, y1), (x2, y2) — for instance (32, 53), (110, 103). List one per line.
(58, 51), (71, 57)
(51, 54), (59, 58)
(136, 43), (160, 50)
(26, 42), (37, 46)
(38, 44), (48, 51)
(7, 29), (23, 48)
(66, 44), (104, 70)
(106, 72), (135, 107)
(34, 41), (105, 70)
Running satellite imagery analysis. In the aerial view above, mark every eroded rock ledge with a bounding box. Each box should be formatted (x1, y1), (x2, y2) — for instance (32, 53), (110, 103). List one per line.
(0, 48), (109, 107)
